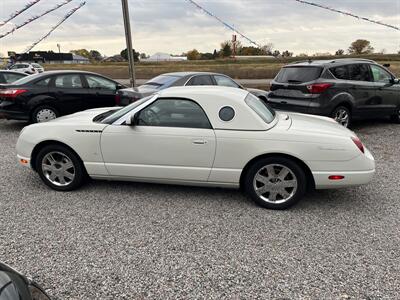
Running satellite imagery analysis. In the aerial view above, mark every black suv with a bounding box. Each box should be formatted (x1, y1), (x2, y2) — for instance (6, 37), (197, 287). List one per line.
(267, 58), (400, 127)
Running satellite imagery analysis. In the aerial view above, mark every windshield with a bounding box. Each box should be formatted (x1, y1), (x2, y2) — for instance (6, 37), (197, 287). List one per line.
(141, 75), (178, 89)
(101, 95), (154, 124)
(245, 93), (276, 123)
(275, 66), (322, 83)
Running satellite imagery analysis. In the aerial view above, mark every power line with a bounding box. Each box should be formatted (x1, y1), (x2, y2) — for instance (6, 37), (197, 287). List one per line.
(294, 0), (400, 31)
(186, 0), (261, 48)
(24, 2), (86, 53)
(0, 0), (43, 27)
(0, 0), (74, 39)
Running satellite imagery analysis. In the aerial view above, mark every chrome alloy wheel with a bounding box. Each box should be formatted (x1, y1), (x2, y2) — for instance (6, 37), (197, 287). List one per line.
(253, 164), (298, 204)
(334, 108), (349, 127)
(36, 108), (57, 123)
(41, 151), (75, 186)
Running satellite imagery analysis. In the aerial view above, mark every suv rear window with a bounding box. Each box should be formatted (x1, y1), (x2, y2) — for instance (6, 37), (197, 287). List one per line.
(275, 66), (322, 83)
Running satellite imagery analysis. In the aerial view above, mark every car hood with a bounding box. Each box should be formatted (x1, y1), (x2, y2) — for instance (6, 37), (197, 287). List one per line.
(286, 112), (356, 138)
(51, 107), (119, 124)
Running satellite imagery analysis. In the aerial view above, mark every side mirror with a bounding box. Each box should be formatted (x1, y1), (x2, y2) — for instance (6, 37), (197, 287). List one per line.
(389, 78), (400, 85)
(126, 113), (139, 126)
(116, 84), (124, 90)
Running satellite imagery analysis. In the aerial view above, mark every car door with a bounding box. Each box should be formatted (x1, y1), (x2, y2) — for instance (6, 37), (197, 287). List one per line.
(185, 75), (214, 86)
(370, 64), (399, 116)
(100, 98), (216, 181)
(346, 64), (378, 117)
(83, 75), (118, 109)
(48, 74), (88, 115)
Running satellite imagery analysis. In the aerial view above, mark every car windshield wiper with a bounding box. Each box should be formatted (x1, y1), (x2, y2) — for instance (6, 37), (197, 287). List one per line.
(287, 80), (303, 84)
(93, 109), (120, 122)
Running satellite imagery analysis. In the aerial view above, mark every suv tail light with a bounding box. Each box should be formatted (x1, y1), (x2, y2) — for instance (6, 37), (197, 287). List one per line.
(306, 83), (332, 94)
(0, 89), (27, 99)
(351, 137), (365, 153)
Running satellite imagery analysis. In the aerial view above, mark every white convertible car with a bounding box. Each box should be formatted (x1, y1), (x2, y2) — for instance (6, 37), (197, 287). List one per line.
(16, 86), (375, 209)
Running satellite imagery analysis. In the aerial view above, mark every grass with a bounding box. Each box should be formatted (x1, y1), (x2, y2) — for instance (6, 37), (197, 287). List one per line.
(29, 54), (400, 80)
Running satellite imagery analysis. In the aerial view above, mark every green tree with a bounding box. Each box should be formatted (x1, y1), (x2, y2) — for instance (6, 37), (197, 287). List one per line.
(212, 49), (218, 59)
(348, 39), (374, 55)
(89, 50), (102, 61)
(272, 50), (281, 57)
(70, 49), (91, 58)
(335, 49), (345, 56)
(120, 48), (139, 61)
(186, 49), (201, 60)
(282, 50), (293, 57)
(220, 41), (232, 58)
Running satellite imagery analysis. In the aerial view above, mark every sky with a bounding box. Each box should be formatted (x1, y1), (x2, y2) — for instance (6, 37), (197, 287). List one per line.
(0, 0), (399, 57)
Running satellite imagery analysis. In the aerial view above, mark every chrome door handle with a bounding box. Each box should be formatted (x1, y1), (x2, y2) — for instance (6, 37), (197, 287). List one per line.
(192, 139), (207, 145)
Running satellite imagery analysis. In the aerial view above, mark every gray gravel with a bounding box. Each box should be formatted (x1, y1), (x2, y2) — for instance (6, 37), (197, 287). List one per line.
(0, 119), (399, 299)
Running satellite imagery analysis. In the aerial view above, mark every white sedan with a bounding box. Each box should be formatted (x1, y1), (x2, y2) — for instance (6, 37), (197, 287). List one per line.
(16, 86), (375, 209)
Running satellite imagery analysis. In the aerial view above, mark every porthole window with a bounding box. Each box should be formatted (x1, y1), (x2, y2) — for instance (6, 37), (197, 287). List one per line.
(219, 106), (235, 121)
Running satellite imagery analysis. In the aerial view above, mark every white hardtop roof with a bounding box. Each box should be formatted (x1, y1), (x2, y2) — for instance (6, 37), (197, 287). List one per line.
(156, 86), (271, 131)
(158, 85), (249, 102)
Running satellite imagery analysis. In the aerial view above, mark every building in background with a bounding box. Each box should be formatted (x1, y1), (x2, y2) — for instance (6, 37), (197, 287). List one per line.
(142, 52), (187, 62)
(12, 51), (90, 64)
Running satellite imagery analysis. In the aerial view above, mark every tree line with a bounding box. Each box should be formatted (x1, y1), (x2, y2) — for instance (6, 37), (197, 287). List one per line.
(67, 39), (397, 63)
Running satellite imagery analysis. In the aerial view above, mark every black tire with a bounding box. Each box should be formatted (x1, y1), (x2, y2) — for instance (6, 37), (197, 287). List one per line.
(31, 105), (59, 123)
(35, 144), (86, 191)
(244, 157), (307, 210)
(390, 107), (400, 123)
(331, 105), (351, 128)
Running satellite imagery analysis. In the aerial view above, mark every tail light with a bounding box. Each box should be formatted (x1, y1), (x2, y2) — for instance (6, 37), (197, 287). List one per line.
(0, 89), (27, 99)
(115, 93), (121, 105)
(306, 83), (332, 94)
(329, 175), (345, 180)
(351, 136), (365, 153)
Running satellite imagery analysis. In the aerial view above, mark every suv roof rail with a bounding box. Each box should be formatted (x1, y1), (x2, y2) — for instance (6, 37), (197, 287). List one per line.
(329, 58), (376, 63)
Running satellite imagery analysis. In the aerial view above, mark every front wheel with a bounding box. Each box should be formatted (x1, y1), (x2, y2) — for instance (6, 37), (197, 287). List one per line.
(244, 157), (307, 210)
(36, 145), (86, 191)
(331, 106), (351, 128)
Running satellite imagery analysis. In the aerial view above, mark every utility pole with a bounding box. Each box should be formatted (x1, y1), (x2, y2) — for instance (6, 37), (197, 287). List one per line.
(121, 0), (135, 88)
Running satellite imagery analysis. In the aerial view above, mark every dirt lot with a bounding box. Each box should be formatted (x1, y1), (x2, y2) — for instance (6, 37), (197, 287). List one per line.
(42, 54), (400, 80)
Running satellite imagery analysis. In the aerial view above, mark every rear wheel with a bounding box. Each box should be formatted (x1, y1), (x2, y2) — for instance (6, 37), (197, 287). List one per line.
(390, 107), (400, 123)
(31, 105), (59, 123)
(331, 105), (351, 128)
(36, 145), (86, 191)
(244, 157), (307, 210)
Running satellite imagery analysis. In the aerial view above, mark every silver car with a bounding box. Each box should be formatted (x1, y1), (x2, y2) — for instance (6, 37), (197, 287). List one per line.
(118, 72), (269, 105)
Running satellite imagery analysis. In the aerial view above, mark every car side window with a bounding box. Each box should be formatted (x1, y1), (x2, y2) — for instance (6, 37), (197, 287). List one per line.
(137, 99), (211, 129)
(186, 75), (214, 86)
(55, 74), (83, 88)
(370, 65), (392, 83)
(214, 75), (240, 88)
(35, 77), (51, 87)
(330, 65), (349, 80)
(3, 73), (25, 83)
(86, 75), (117, 90)
(348, 64), (372, 82)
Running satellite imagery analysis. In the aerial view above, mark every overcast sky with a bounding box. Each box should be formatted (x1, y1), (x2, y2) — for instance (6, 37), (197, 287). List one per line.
(0, 0), (399, 57)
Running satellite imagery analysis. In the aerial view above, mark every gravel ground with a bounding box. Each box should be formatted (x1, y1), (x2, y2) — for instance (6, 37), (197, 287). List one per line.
(0, 119), (399, 299)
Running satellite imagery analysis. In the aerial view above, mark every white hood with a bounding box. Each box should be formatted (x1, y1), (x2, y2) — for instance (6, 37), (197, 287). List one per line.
(51, 107), (120, 124)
